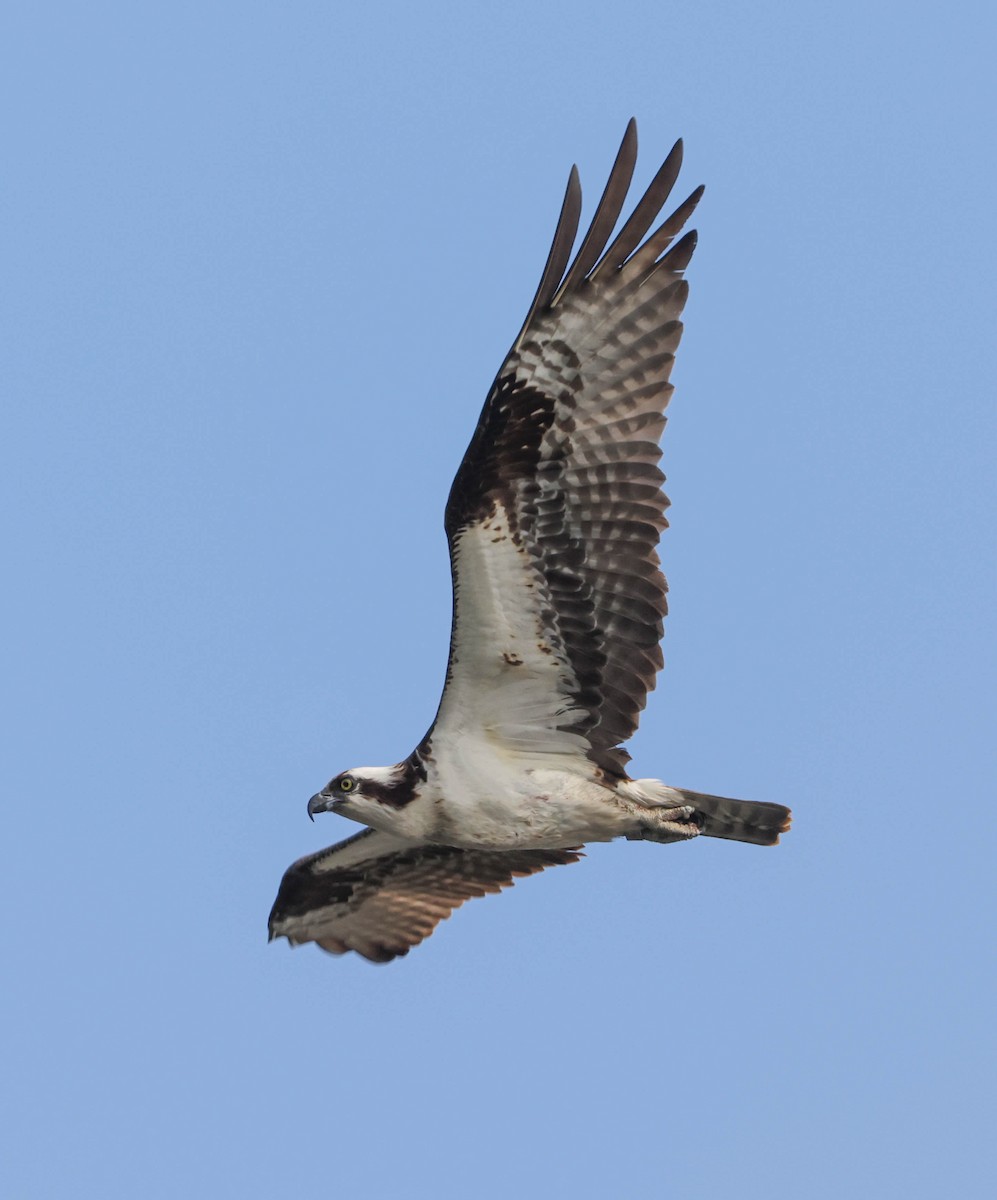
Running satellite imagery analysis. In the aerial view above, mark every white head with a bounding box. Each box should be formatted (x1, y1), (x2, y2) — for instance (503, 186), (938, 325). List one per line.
(306, 762), (421, 824)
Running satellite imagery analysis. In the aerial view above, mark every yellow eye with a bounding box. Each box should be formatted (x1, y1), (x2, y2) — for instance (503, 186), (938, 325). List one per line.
(338, 776), (355, 793)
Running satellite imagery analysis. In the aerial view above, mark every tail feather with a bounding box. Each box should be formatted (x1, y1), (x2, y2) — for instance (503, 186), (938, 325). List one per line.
(677, 788), (792, 846)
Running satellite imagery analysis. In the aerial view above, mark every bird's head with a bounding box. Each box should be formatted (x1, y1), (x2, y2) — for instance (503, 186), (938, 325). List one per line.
(307, 764), (415, 823)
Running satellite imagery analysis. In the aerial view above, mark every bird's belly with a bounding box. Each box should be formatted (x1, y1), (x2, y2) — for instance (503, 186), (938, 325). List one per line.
(422, 757), (632, 849)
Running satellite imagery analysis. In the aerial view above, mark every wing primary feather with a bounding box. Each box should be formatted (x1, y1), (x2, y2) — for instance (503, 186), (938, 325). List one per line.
(591, 138), (684, 280)
(512, 164), (582, 351)
(552, 117), (639, 302)
(658, 229), (698, 272)
(626, 185), (705, 275)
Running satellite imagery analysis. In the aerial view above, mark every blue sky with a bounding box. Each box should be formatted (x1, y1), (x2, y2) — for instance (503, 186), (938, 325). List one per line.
(3, 2), (995, 1197)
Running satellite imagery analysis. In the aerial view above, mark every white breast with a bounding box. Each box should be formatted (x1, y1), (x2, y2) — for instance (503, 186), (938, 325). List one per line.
(400, 733), (632, 850)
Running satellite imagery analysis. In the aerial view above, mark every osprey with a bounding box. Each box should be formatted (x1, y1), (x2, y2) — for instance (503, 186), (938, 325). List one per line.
(269, 121), (791, 963)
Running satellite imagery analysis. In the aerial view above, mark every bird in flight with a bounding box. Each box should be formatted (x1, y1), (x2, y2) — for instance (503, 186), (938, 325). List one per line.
(269, 120), (791, 963)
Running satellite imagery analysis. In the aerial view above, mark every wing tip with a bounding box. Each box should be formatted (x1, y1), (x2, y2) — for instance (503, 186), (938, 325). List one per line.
(518, 122), (701, 328)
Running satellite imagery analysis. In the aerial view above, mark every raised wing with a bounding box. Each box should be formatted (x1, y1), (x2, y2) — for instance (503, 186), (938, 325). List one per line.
(430, 120), (703, 777)
(269, 828), (582, 963)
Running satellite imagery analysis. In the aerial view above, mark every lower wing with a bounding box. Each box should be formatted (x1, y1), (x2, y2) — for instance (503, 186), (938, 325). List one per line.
(269, 827), (582, 963)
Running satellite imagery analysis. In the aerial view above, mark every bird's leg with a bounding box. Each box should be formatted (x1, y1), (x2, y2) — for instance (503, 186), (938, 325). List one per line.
(625, 805), (701, 844)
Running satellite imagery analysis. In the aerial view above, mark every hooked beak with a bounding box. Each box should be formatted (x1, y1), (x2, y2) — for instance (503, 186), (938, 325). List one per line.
(307, 791), (335, 821)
